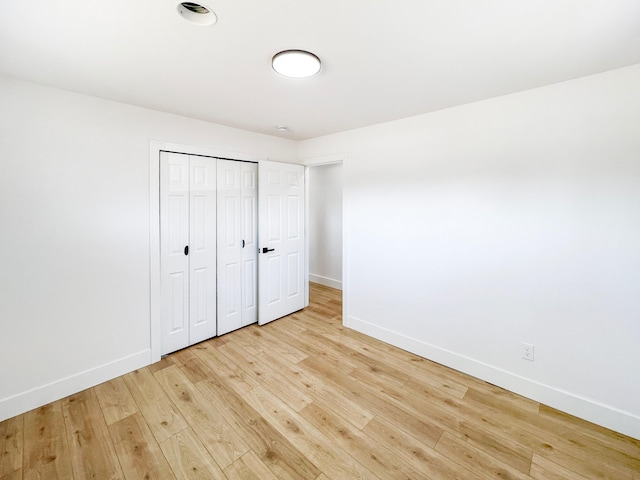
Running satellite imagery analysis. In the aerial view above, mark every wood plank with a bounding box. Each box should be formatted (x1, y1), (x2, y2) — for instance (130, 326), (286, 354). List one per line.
(435, 431), (533, 480)
(530, 454), (589, 480)
(223, 451), (279, 480)
(301, 329), (410, 389)
(264, 323), (359, 374)
(325, 329), (469, 399)
(0, 415), (23, 477)
(62, 390), (124, 480)
(1, 468), (23, 480)
(244, 386), (381, 480)
(170, 347), (212, 384)
(300, 355), (444, 447)
(218, 341), (313, 412)
(399, 377), (534, 473)
(23, 402), (73, 480)
(237, 324), (309, 364)
(147, 355), (174, 374)
(257, 350), (374, 430)
(122, 367), (189, 443)
(362, 416), (485, 480)
(196, 377), (320, 480)
(93, 377), (138, 426)
(262, 311), (307, 335)
(455, 420), (533, 474)
(299, 401), (432, 480)
(535, 443), (638, 480)
(461, 387), (640, 479)
(153, 365), (249, 469)
(108, 411), (176, 480)
(538, 404), (640, 459)
(463, 385), (540, 416)
(191, 340), (259, 395)
(159, 427), (227, 480)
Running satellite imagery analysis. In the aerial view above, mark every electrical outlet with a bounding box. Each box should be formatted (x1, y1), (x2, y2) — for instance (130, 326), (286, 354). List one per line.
(521, 342), (534, 361)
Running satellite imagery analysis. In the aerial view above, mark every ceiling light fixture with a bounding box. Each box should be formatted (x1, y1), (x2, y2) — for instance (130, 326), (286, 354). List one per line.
(272, 50), (321, 78)
(276, 126), (289, 132)
(177, 2), (217, 26)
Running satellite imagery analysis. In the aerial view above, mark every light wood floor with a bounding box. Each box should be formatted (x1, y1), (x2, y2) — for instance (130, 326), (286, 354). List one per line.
(2, 283), (639, 479)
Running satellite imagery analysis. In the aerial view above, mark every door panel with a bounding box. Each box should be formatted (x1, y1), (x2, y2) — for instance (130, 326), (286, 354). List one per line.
(241, 163), (258, 326)
(217, 160), (242, 335)
(188, 156), (217, 344)
(160, 152), (190, 354)
(217, 160), (259, 333)
(258, 161), (305, 325)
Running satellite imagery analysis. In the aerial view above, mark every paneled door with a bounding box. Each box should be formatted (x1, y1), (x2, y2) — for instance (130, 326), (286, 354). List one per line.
(258, 161), (306, 325)
(160, 152), (217, 355)
(217, 160), (258, 335)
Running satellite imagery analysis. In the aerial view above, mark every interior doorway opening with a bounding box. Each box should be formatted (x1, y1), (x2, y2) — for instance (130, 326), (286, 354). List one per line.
(305, 155), (344, 323)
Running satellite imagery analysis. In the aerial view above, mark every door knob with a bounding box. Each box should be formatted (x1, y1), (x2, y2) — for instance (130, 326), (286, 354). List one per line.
(262, 247), (275, 254)
(184, 245), (189, 255)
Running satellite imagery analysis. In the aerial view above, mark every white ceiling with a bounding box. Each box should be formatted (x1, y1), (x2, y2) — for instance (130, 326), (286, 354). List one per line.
(1, 1), (639, 140)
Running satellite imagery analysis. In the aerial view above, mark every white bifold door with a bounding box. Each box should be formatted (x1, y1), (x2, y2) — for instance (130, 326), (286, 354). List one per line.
(160, 153), (305, 354)
(217, 159), (258, 335)
(160, 152), (217, 355)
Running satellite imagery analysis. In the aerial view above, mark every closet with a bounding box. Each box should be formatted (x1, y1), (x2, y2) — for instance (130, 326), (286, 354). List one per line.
(158, 151), (305, 355)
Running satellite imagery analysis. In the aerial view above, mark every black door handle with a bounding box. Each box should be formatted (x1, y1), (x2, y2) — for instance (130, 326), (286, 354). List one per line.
(242, 239), (245, 248)
(262, 247), (275, 254)
(184, 245), (189, 255)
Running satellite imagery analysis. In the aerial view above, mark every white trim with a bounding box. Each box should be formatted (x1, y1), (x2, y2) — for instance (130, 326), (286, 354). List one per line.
(304, 167), (310, 307)
(0, 350), (150, 422)
(302, 152), (347, 166)
(149, 141), (262, 362)
(347, 314), (640, 440)
(309, 274), (342, 290)
(302, 152), (348, 314)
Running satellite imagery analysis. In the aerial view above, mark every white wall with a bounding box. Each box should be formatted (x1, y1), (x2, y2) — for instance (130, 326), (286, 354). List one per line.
(299, 64), (640, 439)
(0, 76), (297, 421)
(308, 163), (343, 289)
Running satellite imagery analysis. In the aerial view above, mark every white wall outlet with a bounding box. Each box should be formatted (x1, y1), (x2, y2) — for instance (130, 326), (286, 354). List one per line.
(521, 342), (534, 361)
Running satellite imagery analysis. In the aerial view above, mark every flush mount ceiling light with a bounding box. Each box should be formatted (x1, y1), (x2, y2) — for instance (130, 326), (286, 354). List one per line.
(272, 50), (321, 78)
(177, 2), (217, 26)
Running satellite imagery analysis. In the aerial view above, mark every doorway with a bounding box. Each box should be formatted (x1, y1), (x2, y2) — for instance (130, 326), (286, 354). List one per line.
(304, 153), (345, 322)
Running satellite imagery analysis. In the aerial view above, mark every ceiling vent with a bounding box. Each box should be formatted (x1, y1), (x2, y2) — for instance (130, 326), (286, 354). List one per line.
(177, 2), (217, 26)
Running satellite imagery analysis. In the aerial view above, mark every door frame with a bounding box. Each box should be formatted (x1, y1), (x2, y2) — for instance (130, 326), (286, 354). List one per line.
(301, 152), (348, 324)
(149, 141), (261, 362)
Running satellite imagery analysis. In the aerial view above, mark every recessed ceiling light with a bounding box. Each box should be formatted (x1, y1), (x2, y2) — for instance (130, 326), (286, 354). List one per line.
(272, 50), (321, 78)
(177, 2), (217, 26)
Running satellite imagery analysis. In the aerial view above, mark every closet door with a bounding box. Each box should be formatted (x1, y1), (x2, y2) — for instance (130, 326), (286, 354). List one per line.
(240, 162), (258, 326)
(160, 152), (190, 354)
(217, 160), (242, 335)
(160, 152), (216, 355)
(188, 156), (217, 344)
(217, 160), (258, 335)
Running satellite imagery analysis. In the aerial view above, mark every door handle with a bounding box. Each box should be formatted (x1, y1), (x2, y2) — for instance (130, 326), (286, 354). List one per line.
(262, 247), (275, 254)
(184, 245), (189, 255)
(242, 239), (245, 248)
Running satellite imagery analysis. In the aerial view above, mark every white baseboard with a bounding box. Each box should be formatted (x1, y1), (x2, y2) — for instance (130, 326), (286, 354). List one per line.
(0, 349), (151, 422)
(346, 315), (640, 441)
(309, 274), (342, 290)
